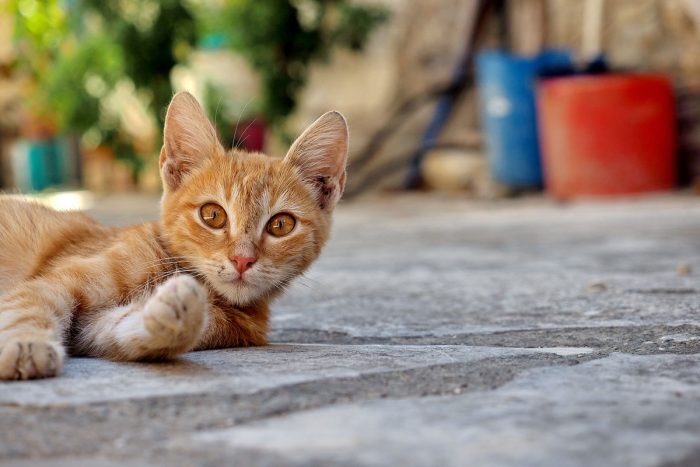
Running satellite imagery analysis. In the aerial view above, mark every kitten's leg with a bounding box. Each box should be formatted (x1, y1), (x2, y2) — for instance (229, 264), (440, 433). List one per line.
(74, 275), (208, 361)
(0, 279), (71, 380)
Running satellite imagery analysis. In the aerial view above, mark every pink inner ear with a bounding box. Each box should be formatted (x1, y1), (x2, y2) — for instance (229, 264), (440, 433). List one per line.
(284, 111), (349, 183)
(283, 111), (349, 209)
(161, 92), (222, 190)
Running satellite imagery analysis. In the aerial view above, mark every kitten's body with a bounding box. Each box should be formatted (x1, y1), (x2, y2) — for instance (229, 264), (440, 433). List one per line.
(0, 93), (348, 379)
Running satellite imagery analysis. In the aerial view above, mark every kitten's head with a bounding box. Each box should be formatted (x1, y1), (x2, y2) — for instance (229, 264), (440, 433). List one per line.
(159, 92), (348, 305)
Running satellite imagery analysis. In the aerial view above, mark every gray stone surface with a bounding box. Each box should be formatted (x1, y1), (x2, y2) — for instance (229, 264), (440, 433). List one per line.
(177, 353), (700, 467)
(2, 194), (700, 466)
(0, 345), (592, 406)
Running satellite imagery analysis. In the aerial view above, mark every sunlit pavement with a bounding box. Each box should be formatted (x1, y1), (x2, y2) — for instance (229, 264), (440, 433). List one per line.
(2, 193), (700, 467)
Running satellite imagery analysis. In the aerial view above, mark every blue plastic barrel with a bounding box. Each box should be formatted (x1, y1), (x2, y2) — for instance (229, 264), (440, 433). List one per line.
(476, 50), (573, 188)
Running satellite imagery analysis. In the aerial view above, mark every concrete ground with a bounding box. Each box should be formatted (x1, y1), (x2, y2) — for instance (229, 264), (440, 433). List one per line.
(1, 193), (700, 467)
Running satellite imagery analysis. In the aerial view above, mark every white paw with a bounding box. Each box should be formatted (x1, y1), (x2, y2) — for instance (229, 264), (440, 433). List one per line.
(0, 334), (64, 380)
(142, 275), (207, 356)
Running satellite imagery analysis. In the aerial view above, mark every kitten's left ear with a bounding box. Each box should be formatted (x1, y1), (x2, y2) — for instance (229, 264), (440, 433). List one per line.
(284, 111), (349, 210)
(160, 92), (223, 191)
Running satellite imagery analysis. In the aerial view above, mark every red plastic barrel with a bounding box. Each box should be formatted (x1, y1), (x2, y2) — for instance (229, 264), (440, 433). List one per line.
(537, 74), (676, 198)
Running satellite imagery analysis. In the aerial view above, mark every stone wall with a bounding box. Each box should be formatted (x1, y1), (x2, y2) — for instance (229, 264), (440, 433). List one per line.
(290, 0), (482, 194)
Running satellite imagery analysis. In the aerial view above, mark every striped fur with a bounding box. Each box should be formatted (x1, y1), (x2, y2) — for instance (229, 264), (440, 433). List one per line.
(0, 92), (348, 379)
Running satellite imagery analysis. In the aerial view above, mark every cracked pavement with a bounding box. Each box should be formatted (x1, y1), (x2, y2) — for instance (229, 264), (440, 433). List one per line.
(1, 194), (700, 466)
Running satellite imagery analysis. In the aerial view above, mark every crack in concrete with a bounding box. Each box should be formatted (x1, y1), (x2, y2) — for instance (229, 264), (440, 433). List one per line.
(270, 324), (700, 355)
(0, 352), (596, 461)
(624, 288), (698, 295)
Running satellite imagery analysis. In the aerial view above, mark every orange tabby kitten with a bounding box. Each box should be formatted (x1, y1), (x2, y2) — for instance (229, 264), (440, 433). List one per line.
(0, 92), (348, 380)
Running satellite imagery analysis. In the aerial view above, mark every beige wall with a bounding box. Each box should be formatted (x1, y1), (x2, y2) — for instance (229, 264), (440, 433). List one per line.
(292, 0), (700, 193)
(291, 0), (480, 193)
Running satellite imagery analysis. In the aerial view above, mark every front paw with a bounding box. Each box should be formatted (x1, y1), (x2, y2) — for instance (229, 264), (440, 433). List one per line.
(0, 334), (64, 380)
(142, 275), (207, 356)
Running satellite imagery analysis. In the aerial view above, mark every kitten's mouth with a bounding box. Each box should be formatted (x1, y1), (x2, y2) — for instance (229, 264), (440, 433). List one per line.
(214, 267), (247, 285)
(210, 267), (262, 303)
(230, 273), (256, 288)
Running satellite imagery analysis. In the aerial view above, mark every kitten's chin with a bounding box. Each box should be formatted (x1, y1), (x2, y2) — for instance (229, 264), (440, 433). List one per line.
(209, 278), (263, 306)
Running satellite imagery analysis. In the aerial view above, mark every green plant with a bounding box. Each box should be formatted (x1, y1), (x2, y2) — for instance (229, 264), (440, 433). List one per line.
(7, 0), (67, 122)
(195, 0), (389, 132)
(10, 0), (198, 180)
(202, 81), (237, 145)
(74, 0), (196, 128)
(10, 0), (388, 177)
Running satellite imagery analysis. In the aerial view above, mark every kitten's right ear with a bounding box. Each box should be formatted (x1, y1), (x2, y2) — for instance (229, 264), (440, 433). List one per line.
(160, 92), (222, 191)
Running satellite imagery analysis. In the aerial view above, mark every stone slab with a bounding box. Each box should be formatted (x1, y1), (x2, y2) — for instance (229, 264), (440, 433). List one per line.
(0, 344), (591, 407)
(0, 345), (592, 461)
(272, 196), (700, 339)
(169, 353), (700, 467)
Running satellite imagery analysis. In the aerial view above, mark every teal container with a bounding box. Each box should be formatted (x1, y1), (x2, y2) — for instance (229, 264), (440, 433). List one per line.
(10, 139), (71, 192)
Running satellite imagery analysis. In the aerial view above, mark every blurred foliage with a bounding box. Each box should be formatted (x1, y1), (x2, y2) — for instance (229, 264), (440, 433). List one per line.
(202, 81), (234, 144)
(333, 3), (391, 51)
(41, 37), (124, 134)
(9, 0), (388, 177)
(75, 0), (196, 127)
(194, 0), (389, 130)
(7, 0), (68, 120)
(9, 0), (197, 180)
(7, 0), (67, 73)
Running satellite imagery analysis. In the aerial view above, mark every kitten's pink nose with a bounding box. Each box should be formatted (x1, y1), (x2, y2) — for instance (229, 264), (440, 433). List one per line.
(230, 255), (257, 274)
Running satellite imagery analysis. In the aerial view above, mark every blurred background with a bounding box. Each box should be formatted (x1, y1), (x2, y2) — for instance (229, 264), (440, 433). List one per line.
(1, 0), (700, 204)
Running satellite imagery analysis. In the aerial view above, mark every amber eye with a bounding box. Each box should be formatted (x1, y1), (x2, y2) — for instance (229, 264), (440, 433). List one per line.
(266, 213), (296, 237)
(199, 203), (227, 229)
